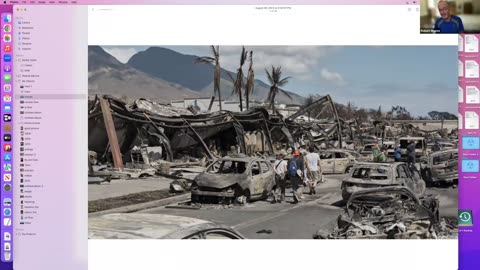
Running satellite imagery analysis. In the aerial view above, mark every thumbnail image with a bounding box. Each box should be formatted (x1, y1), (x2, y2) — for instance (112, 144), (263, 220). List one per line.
(88, 45), (458, 239)
(420, 0), (480, 33)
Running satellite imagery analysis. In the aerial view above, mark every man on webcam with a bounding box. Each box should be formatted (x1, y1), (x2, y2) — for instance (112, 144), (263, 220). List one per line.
(434, 0), (464, 34)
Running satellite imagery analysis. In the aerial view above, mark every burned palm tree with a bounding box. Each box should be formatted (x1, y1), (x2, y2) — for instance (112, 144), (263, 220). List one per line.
(195, 45), (222, 111)
(265, 65), (292, 111)
(245, 51), (255, 110)
(231, 46), (248, 111)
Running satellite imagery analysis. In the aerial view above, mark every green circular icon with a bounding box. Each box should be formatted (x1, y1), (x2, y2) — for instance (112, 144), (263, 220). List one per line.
(459, 212), (472, 223)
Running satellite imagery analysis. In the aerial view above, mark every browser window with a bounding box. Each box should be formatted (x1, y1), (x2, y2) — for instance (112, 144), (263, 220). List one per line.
(0, 1), (473, 270)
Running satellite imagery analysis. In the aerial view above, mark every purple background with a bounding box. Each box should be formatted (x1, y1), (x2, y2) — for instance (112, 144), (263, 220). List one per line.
(459, 34), (480, 270)
(0, 4), (13, 270)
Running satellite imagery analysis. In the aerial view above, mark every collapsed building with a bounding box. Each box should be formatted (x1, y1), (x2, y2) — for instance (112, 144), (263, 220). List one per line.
(88, 94), (348, 169)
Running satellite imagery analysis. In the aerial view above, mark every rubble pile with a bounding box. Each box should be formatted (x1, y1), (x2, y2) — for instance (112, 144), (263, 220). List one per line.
(314, 187), (456, 239)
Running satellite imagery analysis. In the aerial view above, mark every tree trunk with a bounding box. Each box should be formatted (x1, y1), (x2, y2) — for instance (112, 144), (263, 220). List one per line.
(239, 89), (243, 111)
(218, 89), (222, 111)
(246, 92), (249, 110)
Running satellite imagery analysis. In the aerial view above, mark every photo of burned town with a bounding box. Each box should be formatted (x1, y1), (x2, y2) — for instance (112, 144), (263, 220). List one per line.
(88, 45), (459, 239)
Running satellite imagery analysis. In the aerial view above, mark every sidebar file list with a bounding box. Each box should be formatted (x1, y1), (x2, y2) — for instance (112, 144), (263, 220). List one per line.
(12, 6), (88, 270)
(0, 5), (14, 270)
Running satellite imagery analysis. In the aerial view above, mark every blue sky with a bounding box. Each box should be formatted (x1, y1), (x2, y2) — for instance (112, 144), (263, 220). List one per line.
(102, 45), (457, 117)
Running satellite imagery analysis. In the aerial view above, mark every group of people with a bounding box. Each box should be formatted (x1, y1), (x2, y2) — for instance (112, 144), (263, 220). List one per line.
(371, 141), (418, 166)
(271, 145), (323, 204)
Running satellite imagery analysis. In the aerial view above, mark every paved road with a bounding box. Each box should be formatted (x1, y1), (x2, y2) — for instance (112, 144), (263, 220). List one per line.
(137, 174), (458, 239)
(88, 177), (172, 201)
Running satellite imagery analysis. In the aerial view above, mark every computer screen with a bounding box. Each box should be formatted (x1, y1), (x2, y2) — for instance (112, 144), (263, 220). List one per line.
(0, 1), (475, 270)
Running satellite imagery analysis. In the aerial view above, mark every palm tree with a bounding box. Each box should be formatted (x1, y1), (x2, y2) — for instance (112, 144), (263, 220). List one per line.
(265, 65), (292, 111)
(232, 46), (248, 111)
(245, 51), (255, 110)
(195, 45), (222, 111)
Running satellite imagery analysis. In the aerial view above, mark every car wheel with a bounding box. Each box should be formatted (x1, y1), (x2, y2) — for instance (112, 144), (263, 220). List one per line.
(235, 189), (250, 205)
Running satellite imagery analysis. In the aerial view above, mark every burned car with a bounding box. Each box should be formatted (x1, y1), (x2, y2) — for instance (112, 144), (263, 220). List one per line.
(319, 149), (368, 174)
(420, 149), (458, 185)
(314, 187), (440, 239)
(191, 155), (275, 204)
(89, 213), (244, 239)
(341, 162), (426, 201)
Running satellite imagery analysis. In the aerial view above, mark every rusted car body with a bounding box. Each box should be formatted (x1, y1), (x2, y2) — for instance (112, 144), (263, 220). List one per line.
(191, 155), (275, 204)
(341, 162), (426, 201)
(420, 149), (458, 185)
(314, 187), (440, 239)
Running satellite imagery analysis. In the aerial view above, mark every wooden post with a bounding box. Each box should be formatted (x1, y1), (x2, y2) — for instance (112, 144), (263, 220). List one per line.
(100, 98), (123, 169)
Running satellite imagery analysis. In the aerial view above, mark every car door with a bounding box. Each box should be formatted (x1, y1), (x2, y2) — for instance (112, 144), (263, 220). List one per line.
(334, 152), (349, 174)
(320, 152), (334, 174)
(406, 164), (426, 196)
(260, 161), (275, 192)
(250, 161), (263, 196)
(396, 164), (415, 192)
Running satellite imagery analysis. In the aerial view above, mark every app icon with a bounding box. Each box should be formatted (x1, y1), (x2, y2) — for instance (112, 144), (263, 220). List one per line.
(3, 105), (11, 112)
(4, 64), (11, 72)
(3, 54), (11, 62)
(3, 154), (11, 161)
(3, 174), (11, 182)
(3, 144), (11, 152)
(3, 74), (11, 83)
(3, 124), (12, 132)
(3, 34), (11, 43)
(3, 164), (11, 172)
(3, 24), (11, 32)
(3, 14), (11, 23)
(3, 198), (11, 206)
(3, 114), (11, 122)
(4, 252), (11, 261)
(3, 184), (11, 192)
(4, 232), (11, 241)
(3, 94), (11, 102)
(3, 45), (11, 53)
(3, 84), (11, 92)
(3, 218), (11, 226)
(3, 208), (11, 217)
(459, 210), (473, 226)
(4, 243), (10, 252)
(4, 135), (11, 141)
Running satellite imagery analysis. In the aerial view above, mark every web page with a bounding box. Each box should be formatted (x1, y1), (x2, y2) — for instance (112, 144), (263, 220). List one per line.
(0, 2), (472, 270)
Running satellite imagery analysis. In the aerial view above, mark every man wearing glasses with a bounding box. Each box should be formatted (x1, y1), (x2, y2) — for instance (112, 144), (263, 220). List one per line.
(434, 0), (464, 34)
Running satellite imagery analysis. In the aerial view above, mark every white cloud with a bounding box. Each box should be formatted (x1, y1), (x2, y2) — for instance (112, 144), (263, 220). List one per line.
(102, 47), (139, 63)
(320, 68), (346, 86)
(213, 46), (340, 81)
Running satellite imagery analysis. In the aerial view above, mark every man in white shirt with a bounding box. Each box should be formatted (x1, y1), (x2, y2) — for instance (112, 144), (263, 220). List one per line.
(271, 150), (288, 203)
(304, 145), (322, 195)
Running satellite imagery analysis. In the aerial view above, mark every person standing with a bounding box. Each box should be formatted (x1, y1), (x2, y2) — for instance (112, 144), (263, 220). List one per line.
(394, 144), (402, 162)
(304, 145), (321, 195)
(288, 149), (304, 204)
(406, 141), (417, 166)
(271, 150), (288, 203)
(372, 144), (381, 162)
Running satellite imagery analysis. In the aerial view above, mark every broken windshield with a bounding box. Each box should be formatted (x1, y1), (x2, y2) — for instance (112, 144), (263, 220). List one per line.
(351, 166), (391, 180)
(207, 160), (247, 174)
